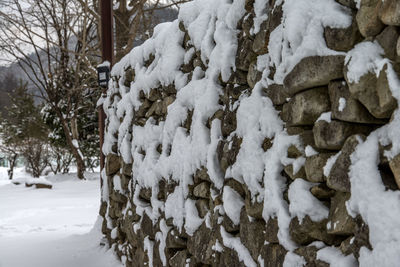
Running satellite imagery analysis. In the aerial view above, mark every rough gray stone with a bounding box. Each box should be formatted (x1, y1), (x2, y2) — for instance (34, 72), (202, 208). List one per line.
(169, 250), (190, 267)
(221, 110), (237, 137)
(106, 154), (121, 176)
(287, 144), (303, 159)
(240, 209), (265, 260)
(262, 84), (289, 106)
(340, 216), (372, 258)
(336, 0), (357, 9)
(376, 65), (398, 118)
(193, 182), (211, 199)
(259, 244), (287, 267)
(294, 246), (330, 267)
(283, 56), (345, 95)
(327, 192), (357, 235)
(265, 217), (280, 243)
(195, 199), (209, 218)
(252, 3), (283, 55)
(310, 184), (336, 200)
(281, 87), (331, 126)
(139, 187), (152, 202)
(247, 60), (263, 89)
(376, 26), (400, 61)
(324, 13), (362, 52)
(166, 229), (187, 249)
(225, 178), (245, 198)
(148, 88), (161, 102)
(284, 163), (306, 180)
(356, 0), (384, 37)
(141, 213), (157, 240)
(328, 80), (385, 124)
(162, 96), (176, 114)
(379, 0), (400, 26)
(397, 36), (400, 58)
(345, 68), (395, 119)
(389, 154), (400, 189)
(253, 21), (269, 55)
(124, 68), (135, 87)
(289, 216), (341, 246)
(313, 120), (371, 150)
(327, 135), (366, 192)
(218, 247), (246, 267)
(245, 194), (264, 220)
(236, 37), (257, 71)
(222, 214), (240, 233)
(187, 223), (215, 264)
(305, 153), (335, 182)
(193, 167), (211, 183)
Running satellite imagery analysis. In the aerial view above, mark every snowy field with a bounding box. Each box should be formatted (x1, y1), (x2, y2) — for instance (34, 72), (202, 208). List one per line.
(0, 168), (122, 267)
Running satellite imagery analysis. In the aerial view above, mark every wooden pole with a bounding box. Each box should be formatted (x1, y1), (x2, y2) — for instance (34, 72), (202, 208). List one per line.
(99, 0), (113, 172)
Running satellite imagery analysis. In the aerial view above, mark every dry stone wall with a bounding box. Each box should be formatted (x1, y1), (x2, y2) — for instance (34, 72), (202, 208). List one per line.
(100, 0), (400, 266)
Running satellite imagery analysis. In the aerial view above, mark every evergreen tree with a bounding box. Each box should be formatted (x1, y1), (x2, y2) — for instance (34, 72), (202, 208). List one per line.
(0, 82), (49, 178)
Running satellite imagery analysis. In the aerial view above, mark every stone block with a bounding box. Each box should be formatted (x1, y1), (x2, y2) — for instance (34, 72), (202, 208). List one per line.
(193, 182), (211, 199)
(294, 245), (329, 267)
(336, 0), (357, 9)
(284, 163), (306, 180)
(240, 208), (265, 260)
(327, 135), (366, 192)
(310, 184), (336, 200)
(327, 192), (357, 235)
(187, 223), (215, 264)
(283, 56), (345, 95)
(247, 60), (262, 89)
(166, 229), (187, 249)
(328, 80), (385, 124)
(289, 216), (341, 246)
(313, 120), (371, 150)
(259, 244), (287, 267)
(324, 13), (362, 52)
(106, 154), (121, 176)
(236, 37), (257, 71)
(356, 0), (384, 37)
(389, 154), (400, 189)
(376, 26), (400, 61)
(305, 153), (335, 182)
(265, 217), (279, 243)
(379, 0), (400, 26)
(262, 84), (289, 106)
(281, 87), (331, 126)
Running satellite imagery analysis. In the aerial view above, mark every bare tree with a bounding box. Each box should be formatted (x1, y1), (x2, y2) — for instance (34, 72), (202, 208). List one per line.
(0, 0), (99, 179)
(0, 144), (18, 180)
(113, 0), (187, 61)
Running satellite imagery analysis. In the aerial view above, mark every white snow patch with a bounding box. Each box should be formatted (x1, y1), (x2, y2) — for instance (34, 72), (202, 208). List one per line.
(222, 185), (245, 225)
(323, 151), (341, 177)
(338, 97), (347, 112)
(317, 246), (357, 267)
(220, 226), (256, 267)
(305, 145), (318, 157)
(283, 251), (306, 267)
(316, 112), (332, 123)
(288, 179), (329, 223)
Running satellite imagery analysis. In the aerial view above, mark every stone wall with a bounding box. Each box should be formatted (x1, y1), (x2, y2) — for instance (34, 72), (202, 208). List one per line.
(100, 0), (400, 266)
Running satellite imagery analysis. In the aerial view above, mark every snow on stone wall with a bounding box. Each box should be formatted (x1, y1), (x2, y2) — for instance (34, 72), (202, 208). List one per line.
(100, 0), (400, 266)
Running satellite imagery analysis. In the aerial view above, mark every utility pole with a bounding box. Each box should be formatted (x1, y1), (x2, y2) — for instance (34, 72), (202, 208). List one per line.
(99, 0), (114, 172)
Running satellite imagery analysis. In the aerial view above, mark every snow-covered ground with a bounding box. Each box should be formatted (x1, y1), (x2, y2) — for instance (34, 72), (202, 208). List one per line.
(0, 168), (122, 267)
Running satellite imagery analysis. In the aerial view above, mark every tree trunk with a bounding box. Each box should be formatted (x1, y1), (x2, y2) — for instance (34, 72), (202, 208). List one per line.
(7, 153), (17, 180)
(60, 118), (86, 180)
